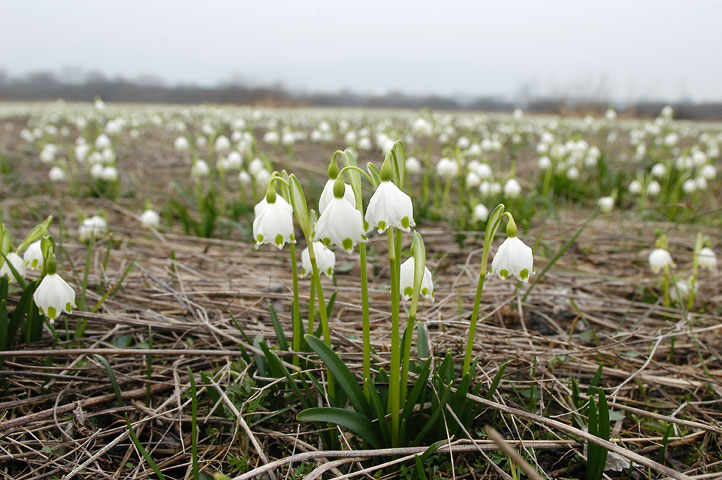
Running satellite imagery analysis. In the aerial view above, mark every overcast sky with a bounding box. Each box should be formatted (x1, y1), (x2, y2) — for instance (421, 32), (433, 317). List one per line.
(2, 0), (721, 102)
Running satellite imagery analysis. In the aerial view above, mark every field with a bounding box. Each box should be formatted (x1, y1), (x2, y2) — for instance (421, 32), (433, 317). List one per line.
(0, 102), (721, 480)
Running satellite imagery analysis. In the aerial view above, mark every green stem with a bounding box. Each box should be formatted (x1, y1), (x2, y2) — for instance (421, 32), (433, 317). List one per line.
(308, 274), (316, 335)
(307, 242), (334, 399)
(687, 233), (702, 311)
(387, 228), (402, 446)
(289, 243), (301, 366)
(400, 291), (420, 407)
(360, 242), (371, 400)
(463, 269), (487, 376)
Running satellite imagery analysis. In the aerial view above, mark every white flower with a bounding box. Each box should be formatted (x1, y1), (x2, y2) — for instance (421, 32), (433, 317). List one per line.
(472, 203), (489, 222)
(214, 135), (231, 152)
(598, 196), (614, 213)
(49, 166), (67, 182)
(24, 240), (44, 270)
(399, 257), (433, 301)
(191, 160), (210, 178)
(173, 137), (190, 152)
(669, 278), (695, 303)
(301, 242), (335, 277)
(682, 179), (696, 194)
(239, 171), (252, 185)
(436, 158), (458, 178)
(700, 164), (716, 180)
(647, 180), (661, 196)
(263, 131), (280, 144)
(365, 181), (415, 233)
(489, 236), (534, 283)
(314, 197), (366, 253)
(40, 144), (57, 164)
(490, 236), (534, 282)
(227, 151), (243, 169)
(538, 156), (551, 170)
(698, 247), (716, 271)
(466, 171), (481, 188)
(566, 167), (580, 180)
(95, 134), (111, 149)
(140, 210), (160, 229)
(503, 178), (521, 198)
(248, 158), (265, 176)
(405, 156), (421, 174)
(319, 179), (355, 213)
(252, 197), (295, 249)
(475, 162), (493, 179)
(648, 248), (674, 273)
(101, 166), (118, 181)
(33, 273), (76, 322)
(255, 168), (271, 188)
(254, 194), (293, 217)
(628, 180), (643, 194)
(651, 163), (666, 178)
(0, 252), (26, 282)
(79, 216), (107, 241)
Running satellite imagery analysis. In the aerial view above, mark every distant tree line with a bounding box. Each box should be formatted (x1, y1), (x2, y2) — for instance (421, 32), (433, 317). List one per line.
(1, 70), (721, 120)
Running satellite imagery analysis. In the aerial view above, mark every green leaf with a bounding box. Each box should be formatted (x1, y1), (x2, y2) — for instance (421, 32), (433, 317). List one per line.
(484, 360), (509, 400)
(413, 384), (450, 445)
(297, 407), (381, 448)
(414, 455), (428, 480)
(325, 290), (337, 318)
(588, 365), (603, 396)
(366, 163), (381, 188)
(268, 303), (289, 351)
(304, 334), (371, 417)
(365, 378), (390, 446)
(416, 322), (430, 359)
(260, 341), (310, 410)
(402, 358), (431, 424)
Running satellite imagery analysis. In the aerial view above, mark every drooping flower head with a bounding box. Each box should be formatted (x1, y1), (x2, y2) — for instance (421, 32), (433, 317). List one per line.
(32, 252), (75, 323)
(490, 215), (534, 282)
(649, 248), (674, 274)
(365, 159), (415, 234)
(399, 257), (434, 301)
(318, 157), (355, 213)
(301, 241), (336, 277)
(314, 177), (366, 253)
(252, 184), (295, 249)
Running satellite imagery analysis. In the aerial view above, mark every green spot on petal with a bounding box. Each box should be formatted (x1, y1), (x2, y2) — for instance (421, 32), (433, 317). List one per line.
(66, 302), (73, 313)
(378, 220), (386, 231)
(342, 238), (353, 251)
(275, 234), (284, 246)
(520, 268), (529, 279)
(47, 306), (57, 320)
(289, 233), (296, 242)
(401, 216), (410, 229)
(257, 234), (264, 243)
(422, 288), (429, 296)
(500, 269), (509, 279)
(404, 286), (413, 297)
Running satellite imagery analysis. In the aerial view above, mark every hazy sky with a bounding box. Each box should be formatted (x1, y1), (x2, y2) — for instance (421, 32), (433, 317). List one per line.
(2, 0), (721, 102)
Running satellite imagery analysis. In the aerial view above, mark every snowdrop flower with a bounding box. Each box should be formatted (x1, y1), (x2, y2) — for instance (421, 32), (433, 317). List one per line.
(318, 175), (355, 213)
(0, 252), (26, 282)
(95, 134), (111, 149)
(436, 158), (458, 178)
(40, 144), (57, 164)
(358, 137), (372, 150)
(490, 226), (534, 282)
(263, 131), (280, 144)
(254, 194), (293, 217)
(49, 166), (67, 182)
(682, 179), (696, 194)
(248, 157), (265, 176)
(457, 136), (470, 149)
(252, 188), (295, 249)
(101, 166), (118, 181)
(23, 240), (44, 269)
(314, 180), (366, 253)
(628, 180), (643, 194)
(227, 151), (243, 169)
(695, 176), (707, 190)
(597, 196), (614, 213)
(33, 272), (76, 322)
(664, 133), (679, 147)
(466, 171), (481, 188)
(412, 117), (432, 136)
(74, 143), (90, 162)
(605, 108), (617, 120)
(538, 156), (551, 170)
(669, 278), (695, 303)
(191, 160), (210, 178)
(196, 135), (208, 148)
(399, 257), (434, 301)
(301, 241), (335, 277)
(648, 248), (674, 273)
(405, 156), (421, 174)
(647, 180), (661, 196)
(472, 203), (489, 222)
(89, 164), (104, 180)
(566, 167), (580, 180)
(255, 169), (271, 188)
(503, 178), (521, 198)
(140, 210), (161, 229)
(698, 247), (716, 271)
(700, 164), (716, 180)
(239, 171), (252, 185)
(214, 135), (231, 152)
(651, 163), (666, 178)
(365, 167), (415, 234)
(174, 136), (190, 151)
(79, 216), (108, 241)
(475, 163), (493, 179)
